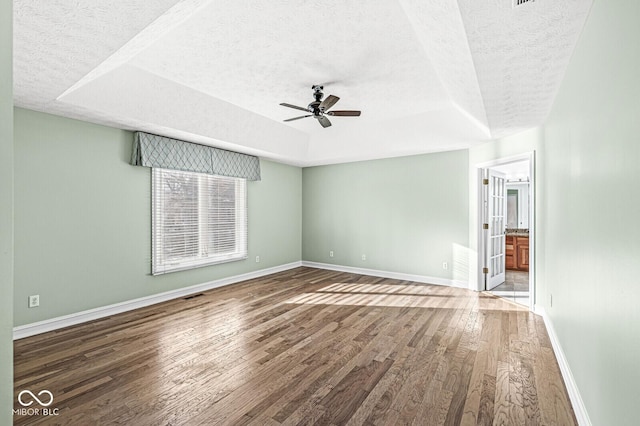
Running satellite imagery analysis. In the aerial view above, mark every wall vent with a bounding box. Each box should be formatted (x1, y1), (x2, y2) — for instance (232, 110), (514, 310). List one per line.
(183, 293), (204, 300)
(513, 0), (535, 7)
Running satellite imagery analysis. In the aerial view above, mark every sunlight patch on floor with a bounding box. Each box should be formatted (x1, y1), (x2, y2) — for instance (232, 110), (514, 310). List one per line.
(284, 282), (528, 311)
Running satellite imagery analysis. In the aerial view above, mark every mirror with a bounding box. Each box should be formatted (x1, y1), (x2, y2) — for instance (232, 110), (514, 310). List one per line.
(505, 182), (529, 229)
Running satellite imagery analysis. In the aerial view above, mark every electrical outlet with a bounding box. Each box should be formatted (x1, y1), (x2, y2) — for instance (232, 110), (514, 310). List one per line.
(329, 250), (334, 258)
(442, 262), (448, 270)
(255, 255), (260, 263)
(361, 254), (366, 261)
(28, 295), (40, 308)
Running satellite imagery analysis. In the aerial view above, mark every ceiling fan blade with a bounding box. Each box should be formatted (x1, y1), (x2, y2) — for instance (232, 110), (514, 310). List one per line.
(280, 103), (310, 112)
(317, 116), (332, 128)
(284, 114), (312, 122)
(319, 95), (339, 111)
(327, 110), (361, 116)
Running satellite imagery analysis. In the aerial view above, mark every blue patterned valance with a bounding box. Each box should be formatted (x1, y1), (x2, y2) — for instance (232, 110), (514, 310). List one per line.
(131, 132), (261, 181)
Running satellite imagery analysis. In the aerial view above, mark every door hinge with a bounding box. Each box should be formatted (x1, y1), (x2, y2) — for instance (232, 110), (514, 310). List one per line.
(483, 223), (489, 230)
(483, 178), (489, 185)
(482, 267), (489, 274)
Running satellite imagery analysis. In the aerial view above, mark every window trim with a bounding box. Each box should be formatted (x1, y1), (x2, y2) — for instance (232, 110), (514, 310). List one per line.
(151, 168), (247, 275)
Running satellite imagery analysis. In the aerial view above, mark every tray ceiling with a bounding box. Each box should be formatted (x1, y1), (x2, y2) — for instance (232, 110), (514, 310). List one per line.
(13, 0), (593, 166)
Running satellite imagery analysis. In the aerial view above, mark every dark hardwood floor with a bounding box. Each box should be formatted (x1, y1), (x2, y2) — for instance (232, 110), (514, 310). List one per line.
(13, 267), (576, 425)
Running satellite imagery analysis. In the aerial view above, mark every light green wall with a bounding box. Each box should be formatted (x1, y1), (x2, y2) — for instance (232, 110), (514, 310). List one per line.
(539, 1), (640, 424)
(13, 108), (302, 326)
(0, 0), (13, 421)
(302, 150), (469, 282)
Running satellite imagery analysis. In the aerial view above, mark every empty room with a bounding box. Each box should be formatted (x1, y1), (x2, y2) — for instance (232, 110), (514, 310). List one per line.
(1, 0), (638, 425)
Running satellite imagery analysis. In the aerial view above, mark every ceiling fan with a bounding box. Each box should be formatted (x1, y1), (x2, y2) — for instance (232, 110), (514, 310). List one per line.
(280, 85), (361, 128)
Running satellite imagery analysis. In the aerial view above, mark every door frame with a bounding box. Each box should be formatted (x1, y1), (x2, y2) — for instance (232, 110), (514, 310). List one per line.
(475, 152), (535, 311)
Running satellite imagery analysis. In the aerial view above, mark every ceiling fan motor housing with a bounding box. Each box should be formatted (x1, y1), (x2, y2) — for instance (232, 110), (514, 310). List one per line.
(309, 102), (322, 116)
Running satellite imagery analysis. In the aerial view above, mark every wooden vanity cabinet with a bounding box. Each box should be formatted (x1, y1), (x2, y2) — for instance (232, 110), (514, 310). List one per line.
(506, 235), (529, 272)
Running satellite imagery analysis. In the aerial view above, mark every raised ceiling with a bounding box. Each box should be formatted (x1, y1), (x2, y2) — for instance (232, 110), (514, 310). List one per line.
(13, 0), (593, 166)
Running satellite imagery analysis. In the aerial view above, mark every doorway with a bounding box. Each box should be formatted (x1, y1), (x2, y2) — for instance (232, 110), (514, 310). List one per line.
(477, 153), (535, 309)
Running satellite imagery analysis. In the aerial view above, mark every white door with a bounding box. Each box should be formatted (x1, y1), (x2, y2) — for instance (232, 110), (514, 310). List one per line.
(486, 169), (507, 290)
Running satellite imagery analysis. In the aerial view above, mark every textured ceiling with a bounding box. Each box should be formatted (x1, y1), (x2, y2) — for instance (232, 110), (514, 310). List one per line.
(13, 0), (593, 166)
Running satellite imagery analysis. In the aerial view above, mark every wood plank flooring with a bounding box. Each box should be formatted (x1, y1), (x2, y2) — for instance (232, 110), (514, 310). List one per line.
(13, 267), (576, 425)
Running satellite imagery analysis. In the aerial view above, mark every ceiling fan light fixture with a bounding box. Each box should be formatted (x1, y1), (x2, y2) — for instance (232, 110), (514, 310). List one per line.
(280, 85), (361, 128)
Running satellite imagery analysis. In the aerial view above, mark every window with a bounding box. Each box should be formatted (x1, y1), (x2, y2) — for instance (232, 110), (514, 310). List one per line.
(152, 168), (247, 275)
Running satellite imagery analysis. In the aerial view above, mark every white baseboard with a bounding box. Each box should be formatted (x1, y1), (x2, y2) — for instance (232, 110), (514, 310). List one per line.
(13, 261), (302, 340)
(301, 261), (468, 288)
(536, 306), (592, 426)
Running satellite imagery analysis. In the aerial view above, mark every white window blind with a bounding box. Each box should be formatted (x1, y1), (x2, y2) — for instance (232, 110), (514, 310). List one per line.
(152, 168), (247, 275)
